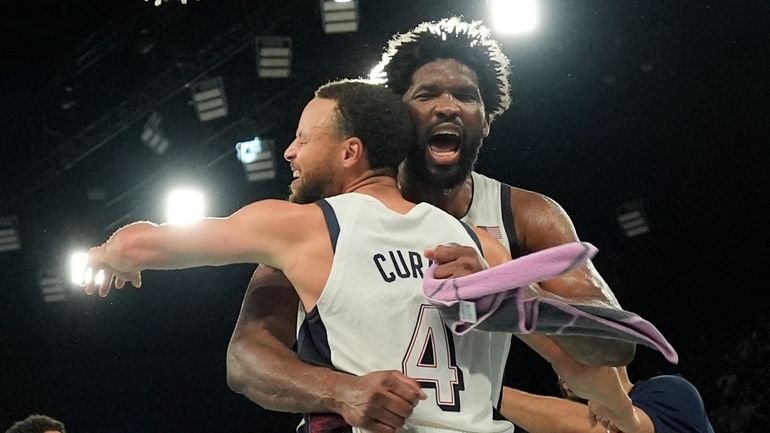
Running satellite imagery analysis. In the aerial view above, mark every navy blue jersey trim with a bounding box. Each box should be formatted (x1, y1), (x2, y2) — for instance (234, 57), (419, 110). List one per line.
(296, 307), (354, 433)
(460, 221), (483, 256)
(315, 199), (340, 253)
(296, 307), (333, 368)
(500, 183), (522, 259)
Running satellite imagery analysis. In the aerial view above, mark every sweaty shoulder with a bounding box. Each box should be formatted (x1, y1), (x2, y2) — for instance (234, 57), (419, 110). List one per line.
(508, 186), (580, 251)
(243, 199), (322, 216)
(236, 199), (326, 243)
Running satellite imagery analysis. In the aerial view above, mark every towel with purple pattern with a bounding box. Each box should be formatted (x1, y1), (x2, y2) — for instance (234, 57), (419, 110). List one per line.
(423, 242), (678, 364)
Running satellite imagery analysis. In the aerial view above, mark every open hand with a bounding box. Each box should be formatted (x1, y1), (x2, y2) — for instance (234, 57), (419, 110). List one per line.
(83, 245), (142, 297)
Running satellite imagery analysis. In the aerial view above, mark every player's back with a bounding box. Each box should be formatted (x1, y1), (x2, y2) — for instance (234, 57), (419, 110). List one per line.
(297, 192), (514, 433)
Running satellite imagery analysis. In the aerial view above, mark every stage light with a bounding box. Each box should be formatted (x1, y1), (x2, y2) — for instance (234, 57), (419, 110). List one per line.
(236, 138), (276, 182)
(489, 0), (537, 34)
(70, 251), (89, 286)
(40, 269), (67, 303)
(320, 0), (358, 34)
(141, 111), (170, 155)
(0, 215), (21, 253)
(617, 200), (650, 238)
(191, 77), (228, 122)
(95, 270), (105, 285)
(166, 188), (205, 225)
(257, 37), (292, 78)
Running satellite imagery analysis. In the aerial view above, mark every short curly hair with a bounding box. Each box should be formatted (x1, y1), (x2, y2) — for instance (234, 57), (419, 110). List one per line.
(315, 79), (413, 174)
(371, 17), (512, 122)
(5, 414), (65, 433)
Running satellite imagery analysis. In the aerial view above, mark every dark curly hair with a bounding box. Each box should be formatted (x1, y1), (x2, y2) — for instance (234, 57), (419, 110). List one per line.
(371, 17), (511, 122)
(315, 79), (413, 174)
(5, 414), (65, 433)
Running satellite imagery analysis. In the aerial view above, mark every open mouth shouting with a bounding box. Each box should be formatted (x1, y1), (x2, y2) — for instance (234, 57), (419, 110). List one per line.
(427, 123), (463, 165)
(290, 164), (300, 188)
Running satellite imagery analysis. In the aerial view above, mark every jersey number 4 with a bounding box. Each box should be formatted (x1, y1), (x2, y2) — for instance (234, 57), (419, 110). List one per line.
(402, 304), (465, 411)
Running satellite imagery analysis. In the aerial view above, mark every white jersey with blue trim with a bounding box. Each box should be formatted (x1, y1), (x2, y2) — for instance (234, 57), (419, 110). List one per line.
(311, 192), (514, 433)
(461, 171), (516, 409)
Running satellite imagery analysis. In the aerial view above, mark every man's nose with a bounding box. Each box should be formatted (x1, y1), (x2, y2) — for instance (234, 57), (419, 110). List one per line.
(434, 93), (461, 118)
(284, 141), (296, 161)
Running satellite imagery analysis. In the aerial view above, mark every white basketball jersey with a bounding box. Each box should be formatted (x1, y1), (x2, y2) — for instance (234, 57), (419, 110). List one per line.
(301, 193), (514, 433)
(461, 172), (517, 409)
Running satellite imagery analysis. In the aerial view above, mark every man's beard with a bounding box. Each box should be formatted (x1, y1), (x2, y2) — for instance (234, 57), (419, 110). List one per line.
(404, 136), (482, 190)
(288, 171), (335, 204)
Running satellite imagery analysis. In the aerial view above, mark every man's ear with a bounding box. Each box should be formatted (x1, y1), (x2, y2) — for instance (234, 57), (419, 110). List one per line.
(483, 116), (491, 138)
(341, 136), (365, 168)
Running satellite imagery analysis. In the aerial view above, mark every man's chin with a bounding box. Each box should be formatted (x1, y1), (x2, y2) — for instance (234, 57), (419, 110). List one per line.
(288, 190), (313, 204)
(424, 164), (469, 190)
(404, 156), (465, 189)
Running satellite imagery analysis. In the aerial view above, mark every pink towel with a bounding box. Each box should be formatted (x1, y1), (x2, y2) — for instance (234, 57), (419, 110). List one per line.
(423, 242), (678, 364)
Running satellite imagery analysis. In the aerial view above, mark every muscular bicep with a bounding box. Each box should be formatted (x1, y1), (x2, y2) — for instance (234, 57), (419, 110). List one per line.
(514, 191), (619, 306)
(513, 190), (635, 365)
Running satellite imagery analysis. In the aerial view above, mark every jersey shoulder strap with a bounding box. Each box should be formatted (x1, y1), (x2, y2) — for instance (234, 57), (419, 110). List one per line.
(315, 199), (340, 252)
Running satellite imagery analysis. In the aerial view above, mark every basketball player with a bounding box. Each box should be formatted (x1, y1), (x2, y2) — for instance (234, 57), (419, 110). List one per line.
(83, 79), (555, 432)
(226, 18), (634, 433)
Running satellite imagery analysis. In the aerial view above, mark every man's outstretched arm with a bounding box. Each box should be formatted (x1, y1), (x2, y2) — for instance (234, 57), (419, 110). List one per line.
(226, 265), (425, 433)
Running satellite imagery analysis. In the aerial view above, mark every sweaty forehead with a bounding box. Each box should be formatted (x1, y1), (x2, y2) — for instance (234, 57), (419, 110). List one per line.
(297, 97), (338, 134)
(408, 58), (481, 89)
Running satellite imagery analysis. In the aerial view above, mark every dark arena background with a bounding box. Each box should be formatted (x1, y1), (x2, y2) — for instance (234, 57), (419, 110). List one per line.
(0, 1), (766, 432)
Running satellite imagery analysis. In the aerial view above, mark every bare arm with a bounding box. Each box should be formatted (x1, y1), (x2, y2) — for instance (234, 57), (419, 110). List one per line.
(226, 266), (426, 433)
(84, 200), (307, 296)
(501, 387), (610, 433)
(513, 333), (657, 433)
(501, 381), (653, 433)
(226, 265), (346, 411)
(512, 189), (635, 365)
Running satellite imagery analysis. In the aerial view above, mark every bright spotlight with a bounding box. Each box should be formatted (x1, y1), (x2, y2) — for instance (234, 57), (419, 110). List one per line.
(166, 188), (205, 225)
(489, 0), (537, 34)
(95, 269), (105, 285)
(70, 251), (89, 285)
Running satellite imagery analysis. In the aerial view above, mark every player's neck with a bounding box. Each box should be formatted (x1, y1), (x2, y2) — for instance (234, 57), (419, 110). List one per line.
(344, 169), (419, 213)
(399, 172), (474, 219)
(343, 168), (400, 196)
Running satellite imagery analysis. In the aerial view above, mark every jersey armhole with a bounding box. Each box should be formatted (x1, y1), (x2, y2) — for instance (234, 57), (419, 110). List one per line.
(500, 183), (522, 258)
(459, 221), (484, 256)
